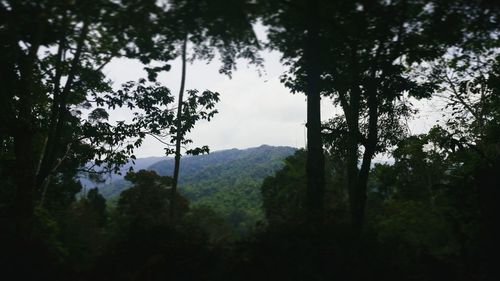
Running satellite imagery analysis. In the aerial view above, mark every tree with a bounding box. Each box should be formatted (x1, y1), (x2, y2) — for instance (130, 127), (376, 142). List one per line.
(261, 149), (346, 227)
(419, 49), (500, 281)
(367, 126), (488, 279)
(63, 188), (108, 270)
(0, 0), (219, 261)
(150, 0), (262, 218)
(310, 0), (486, 233)
(411, 2), (499, 276)
(0, 0), (152, 238)
(260, 0), (331, 223)
(261, 150), (308, 226)
(260, 0), (458, 227)
(101, 170), (214, 281)
(117, 170), (189, 227)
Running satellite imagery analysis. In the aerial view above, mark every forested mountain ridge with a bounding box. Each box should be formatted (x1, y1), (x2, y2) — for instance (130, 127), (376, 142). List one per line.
(151, 145), (296, 231)
(85, 145), (296, 231)
(85, 145), (295, 197)
(150, 144), (297, 196)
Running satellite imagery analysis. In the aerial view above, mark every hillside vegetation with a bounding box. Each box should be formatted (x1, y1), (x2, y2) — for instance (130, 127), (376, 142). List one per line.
(91, 145), (296, 231)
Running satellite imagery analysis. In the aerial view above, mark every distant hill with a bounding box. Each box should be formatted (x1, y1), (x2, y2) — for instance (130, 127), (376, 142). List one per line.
(85, 145), (297, 231)
(79, 156), (167, 196)
(149, 145), (296, 197)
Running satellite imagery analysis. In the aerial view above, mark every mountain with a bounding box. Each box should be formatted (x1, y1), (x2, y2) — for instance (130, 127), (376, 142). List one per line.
(149, 145), (296, 196)
(87, 145), (297, 231)
(79, 156), (167, 196)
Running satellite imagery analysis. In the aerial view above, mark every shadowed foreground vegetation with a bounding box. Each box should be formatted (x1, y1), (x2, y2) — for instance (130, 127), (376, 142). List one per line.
(2, 144), (496, 280)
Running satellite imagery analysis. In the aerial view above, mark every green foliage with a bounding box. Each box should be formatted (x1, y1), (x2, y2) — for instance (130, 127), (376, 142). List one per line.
(375, 200), (457, 258)
(117, 170), (188, 228)
(97, 170), (220, 281)
(261, 150), (308, 225)
(258, 126), (486, 279)
(62, 188), (109, 273)
(32, 207), (67, 264)
(364, 127), (485, 278)
(151, 145), (296, 233)
(1, 1), (498, 280)
(179, 205), (236, 245)
(92, 146), (295, 233)
(261, 149), (348, 226)
(165, 0), (263, 77)
(83, 188), (107, 227)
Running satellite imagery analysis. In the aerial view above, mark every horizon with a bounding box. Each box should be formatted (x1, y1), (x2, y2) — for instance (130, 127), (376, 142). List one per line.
(121, 144), (393, 166)
(132, 144), (300, 159)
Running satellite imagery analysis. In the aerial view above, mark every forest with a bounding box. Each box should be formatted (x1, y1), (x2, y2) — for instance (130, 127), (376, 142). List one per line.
(0, 0), (499, 280)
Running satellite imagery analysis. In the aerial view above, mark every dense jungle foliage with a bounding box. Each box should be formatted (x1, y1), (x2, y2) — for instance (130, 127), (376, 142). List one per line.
(1, 0), (499, 280)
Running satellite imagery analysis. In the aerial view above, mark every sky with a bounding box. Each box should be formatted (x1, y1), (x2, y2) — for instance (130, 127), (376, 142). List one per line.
(105, 50), (308, 157)
(103, 30), (442, 158)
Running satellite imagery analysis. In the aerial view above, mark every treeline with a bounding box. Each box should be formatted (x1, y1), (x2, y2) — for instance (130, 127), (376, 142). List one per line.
(1, 0), (499, 280)
(97, 145), (296, 233)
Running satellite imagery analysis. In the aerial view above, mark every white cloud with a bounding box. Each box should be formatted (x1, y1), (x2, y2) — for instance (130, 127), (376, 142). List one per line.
(103, 48), (310, 157)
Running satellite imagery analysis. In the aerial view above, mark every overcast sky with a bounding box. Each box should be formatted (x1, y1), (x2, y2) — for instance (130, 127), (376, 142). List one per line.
(103, 30), (441, 158)
(104, 50), (309, 157)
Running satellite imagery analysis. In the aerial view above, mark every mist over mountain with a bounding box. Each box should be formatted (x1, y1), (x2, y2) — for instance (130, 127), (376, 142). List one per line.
(78, 156), (168, 188)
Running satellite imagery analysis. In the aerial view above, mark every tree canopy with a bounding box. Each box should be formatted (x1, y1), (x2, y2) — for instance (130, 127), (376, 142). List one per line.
(1, 0), (499, 280)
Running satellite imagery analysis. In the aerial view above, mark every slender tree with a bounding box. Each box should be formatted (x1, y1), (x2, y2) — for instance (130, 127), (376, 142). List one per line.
(171, 35), (188, 219)
(159, 0), (262, 218)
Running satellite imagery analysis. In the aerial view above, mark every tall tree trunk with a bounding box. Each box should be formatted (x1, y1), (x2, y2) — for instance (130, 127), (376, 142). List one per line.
(352, 144), (375, 234)
(13, 114), (36, 241)
(36, 21), (88, 195)
(304, 0), (325, 224)
(344, 86), (377, 235)
(340, 85), (363, 234)
(346, 132), (360, 231)
(12, 111), (37, 279)
(12, 45), (40, 273)
(170, 35), (188, 220)
(13, 33), (42, 240)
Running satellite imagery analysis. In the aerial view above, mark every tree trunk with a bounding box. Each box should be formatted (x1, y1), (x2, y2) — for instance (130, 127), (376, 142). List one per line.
(346, 132), (361, 232)
(340, 84), (362, 234)
(344, 86), (378, 235)
(170, 35), (188, 220)
(304, 0), (325, 224)
(11, 117), (37, 280)
(351, 144), (375, 234)
(12, 66), (38, 277)
(36, 22), (88, 195)
(12, 36), (42, 240)
(13, 121), (36, 241)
